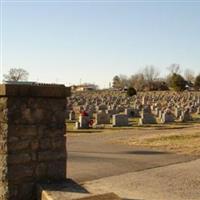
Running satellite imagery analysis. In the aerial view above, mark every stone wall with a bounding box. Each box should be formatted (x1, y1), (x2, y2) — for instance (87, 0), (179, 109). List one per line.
(0, 98), (9, 199)
(0, 84), (70, 200)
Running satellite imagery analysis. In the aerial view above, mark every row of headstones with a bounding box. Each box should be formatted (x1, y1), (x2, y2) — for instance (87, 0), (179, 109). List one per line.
(68, 104), (199, 123)
(68, 92), (200, 109)
(67, 104), (129, 121)
(67, 91), (200, 128)
(75, 113), (129, 129)
(74, 106), (199, 129)
(139, 108), (193, 125)
(68, 101), (200, 118)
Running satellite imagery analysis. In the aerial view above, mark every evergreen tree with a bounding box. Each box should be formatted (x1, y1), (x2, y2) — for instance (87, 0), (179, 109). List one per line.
(169, 73), (186, 91)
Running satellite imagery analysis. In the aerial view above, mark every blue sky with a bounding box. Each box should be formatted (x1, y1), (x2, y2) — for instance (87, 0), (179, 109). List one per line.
(1, 0), (200, 87)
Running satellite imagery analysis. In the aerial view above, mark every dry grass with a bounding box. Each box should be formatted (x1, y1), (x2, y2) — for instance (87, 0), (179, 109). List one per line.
(119, 132), (200, 155)
(66, 121), (75, 131)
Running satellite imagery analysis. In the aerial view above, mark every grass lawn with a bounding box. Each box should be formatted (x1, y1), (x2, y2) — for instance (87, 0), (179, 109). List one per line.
(118, 132), (200, 155)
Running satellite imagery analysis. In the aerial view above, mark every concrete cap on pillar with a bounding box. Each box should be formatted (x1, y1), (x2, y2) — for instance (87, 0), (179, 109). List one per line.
(0, 83), (71, 98)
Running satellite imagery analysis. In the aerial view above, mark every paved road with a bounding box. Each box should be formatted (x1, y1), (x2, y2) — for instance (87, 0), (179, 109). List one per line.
(84, 159), (200, 200)
(67, 129), (198, 182)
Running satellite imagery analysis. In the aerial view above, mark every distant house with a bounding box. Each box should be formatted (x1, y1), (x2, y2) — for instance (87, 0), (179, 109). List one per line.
(71, 84), (98, 92)
(185, 81), (195, 91)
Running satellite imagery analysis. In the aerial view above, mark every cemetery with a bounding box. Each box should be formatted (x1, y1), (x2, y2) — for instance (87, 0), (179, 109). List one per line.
(66, 89), (200, 130)
(65, 89), (200, 199)
(0, 84), (200, 200)
(2, 0), (200, 198)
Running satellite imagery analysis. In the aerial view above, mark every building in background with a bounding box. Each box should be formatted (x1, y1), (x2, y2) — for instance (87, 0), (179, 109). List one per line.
(71, 83), (98, 92)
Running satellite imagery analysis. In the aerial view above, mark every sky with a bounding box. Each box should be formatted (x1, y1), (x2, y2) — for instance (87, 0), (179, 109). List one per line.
(1, 0), (200, 88)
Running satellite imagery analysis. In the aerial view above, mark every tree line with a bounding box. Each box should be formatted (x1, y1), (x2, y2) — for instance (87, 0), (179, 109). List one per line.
(2, 66), (200, 92)
(112, 64), (200, 92)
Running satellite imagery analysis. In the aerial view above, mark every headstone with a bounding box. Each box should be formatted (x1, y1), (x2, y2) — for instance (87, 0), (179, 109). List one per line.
(139, 110), (157, 125)
(69, 110), (76, 120)
(153, 107), (160, 117)
(78, 115), (90, 129)
(161, 110), (175, 123)
(112, 114), (129, 127)
(75, 121), (80, 129)
(174, 107), (182, 119)
(97, 104), (107, 111)
(116, 105), (125, 113)
(197, 107), (200, 115)
(106, 109), (116, 116)
(87, 110), (94, 119)
(95, 111), (110, 125)
(180, 109), (192, 122)
(125, 108), (135, 117)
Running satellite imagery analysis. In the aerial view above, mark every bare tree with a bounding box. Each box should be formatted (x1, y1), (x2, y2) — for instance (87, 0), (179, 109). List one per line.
(167, 64), (181, 74)
(3, 68), (29, 82)
(184, 68), (195, 82)
(143, 65), (160, 82)
(119, 74), (129, 88)
(130, 73), (145, 91)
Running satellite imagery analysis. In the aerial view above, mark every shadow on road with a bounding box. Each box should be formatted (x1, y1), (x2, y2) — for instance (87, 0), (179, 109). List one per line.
(69, 150), (169, 155)
(125, 150), (169, 155)
(123, 198), (144, 200)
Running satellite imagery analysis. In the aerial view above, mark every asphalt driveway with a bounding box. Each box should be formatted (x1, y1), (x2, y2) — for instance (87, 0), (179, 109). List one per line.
(67, 129), (198, 182)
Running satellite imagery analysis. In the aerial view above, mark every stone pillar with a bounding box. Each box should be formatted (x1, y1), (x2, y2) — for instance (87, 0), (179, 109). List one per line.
(0, 84), (70, 200)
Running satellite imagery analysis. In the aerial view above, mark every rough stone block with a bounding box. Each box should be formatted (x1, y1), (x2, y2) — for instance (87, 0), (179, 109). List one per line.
(47, 161), (66, 180)
(8, 165), (34, 181)
(35, 163), (47, 179)
(38, 151), (66, 162)
(8, 125), (37, 137)
(8, 140), (29, 153)
(39, 139), (52, 150)
(8, 153), (31, 164)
